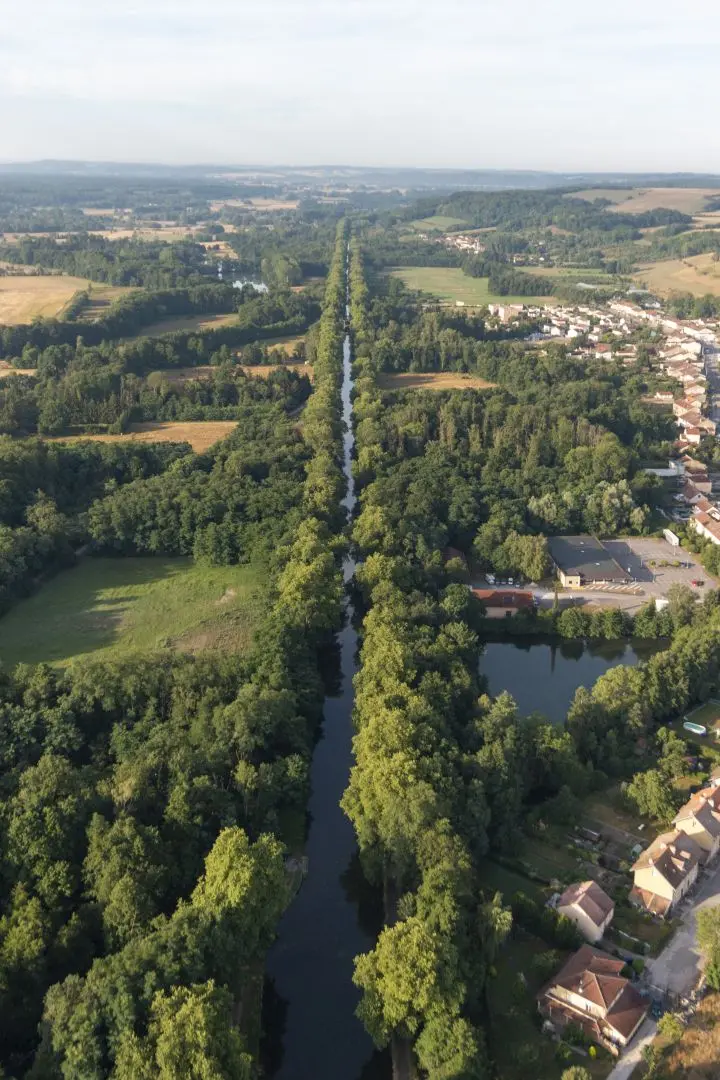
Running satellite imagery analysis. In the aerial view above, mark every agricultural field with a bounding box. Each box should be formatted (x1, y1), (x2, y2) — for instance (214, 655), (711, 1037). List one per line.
(47, 421), (238, 453)
(389, 266), (554, 305)
(124, 311), (238, 337)
(0, 362), (35, 378)
(634, 253), (720, 297)
(251, 333), (306, 354)
(571, 187), (720, 215)
(0, 557), (265, 667)
(407, 215), (470, 231)
(377, 372), (496, 391)
(0, 275), (128, 324)
(151, 362), (313, 385)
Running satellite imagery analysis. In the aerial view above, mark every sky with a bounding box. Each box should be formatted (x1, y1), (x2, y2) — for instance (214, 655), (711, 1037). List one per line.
(2, 0), (720, 171)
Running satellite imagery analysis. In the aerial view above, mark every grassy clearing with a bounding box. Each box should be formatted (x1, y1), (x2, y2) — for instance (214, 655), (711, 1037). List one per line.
(377, 371), (496, 391)
(407, 215), (470, 231)
(477, 859), (544, 902)
(657, 991), (720, 1078)
(635, 253), (720, 297)
(516, 836), (588, 884)
(389, 266), (554, 306)
(46, 421), (237, 453)
(152, 363), (313, 385)
(0, 557), (265, 667)
(0, 276), (128, 325)
(684, 699), (720, 730)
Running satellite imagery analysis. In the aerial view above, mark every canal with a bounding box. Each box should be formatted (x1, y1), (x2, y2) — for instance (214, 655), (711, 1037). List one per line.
(264, 285), (386, 1079)
(479, 636), (666, 723)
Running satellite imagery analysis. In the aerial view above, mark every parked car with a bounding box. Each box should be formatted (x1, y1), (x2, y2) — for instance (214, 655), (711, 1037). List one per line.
(692, 579), (705, 587)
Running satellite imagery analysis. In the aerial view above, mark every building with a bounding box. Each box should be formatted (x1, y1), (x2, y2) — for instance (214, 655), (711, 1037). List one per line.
(672, 785), (720, 861)
(557, 880), (615, 944)
(538, 945), (649, 1054)
(547, 535), (632, 589)
(691, 509), (720, 547)
(470, 589), (534, 617)
(630, 828), (703, 916)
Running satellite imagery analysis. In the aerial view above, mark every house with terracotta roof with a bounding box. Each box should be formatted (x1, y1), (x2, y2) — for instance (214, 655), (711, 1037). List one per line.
(538, 945), (648, 1054)
(672, 785), (720, 862)
(470, 589), (534, 617)
(557, 880), (614, 944)
(629, 828), (703, 917)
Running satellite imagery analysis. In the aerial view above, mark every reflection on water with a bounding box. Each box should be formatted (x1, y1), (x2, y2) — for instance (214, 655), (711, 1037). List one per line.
(479, 636), (666, 723)
(263, 308), (388, 1079)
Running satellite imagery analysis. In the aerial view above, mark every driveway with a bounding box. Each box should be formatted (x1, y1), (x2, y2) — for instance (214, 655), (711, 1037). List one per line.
(645, 858), (720, 997)
(606, 1018), (657, 1080)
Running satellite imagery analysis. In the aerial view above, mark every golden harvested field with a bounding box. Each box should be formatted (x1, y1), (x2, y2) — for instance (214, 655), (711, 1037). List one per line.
(377, 372), (497, 391)
(150, 362), (313, 385)
(572, 187), (720, 214)
(125, 312), (238, 337)
(47, 421), (237, 453)
(0, 276), (127, 324)
(635, 253), (720, 297)
(0, 363), (35, 378)
(250, 333), (305, 354)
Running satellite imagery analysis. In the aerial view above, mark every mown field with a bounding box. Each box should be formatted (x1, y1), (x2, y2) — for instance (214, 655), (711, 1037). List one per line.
(0, 557), (265, 667)
(124, 311), (238, 337)
(377, 372), (496, 391)
(571, 186), (720, 215)
(634, 253), (720, 297)
(152, 362), (314, 385)
(0, 276), (128, 324)
(390, 266), (554, 305)
(46, 421), (237, 453)
(407, 215), (470, 231)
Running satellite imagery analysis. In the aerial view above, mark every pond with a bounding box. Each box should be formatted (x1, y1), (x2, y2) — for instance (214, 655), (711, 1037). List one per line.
(479, 636), (667, 723)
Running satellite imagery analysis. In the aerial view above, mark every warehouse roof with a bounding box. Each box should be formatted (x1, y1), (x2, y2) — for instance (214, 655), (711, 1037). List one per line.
(547, 535), (631, 583)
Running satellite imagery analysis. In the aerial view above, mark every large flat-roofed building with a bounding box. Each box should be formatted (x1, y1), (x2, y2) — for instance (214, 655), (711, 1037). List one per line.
(547, 535), (632, 589)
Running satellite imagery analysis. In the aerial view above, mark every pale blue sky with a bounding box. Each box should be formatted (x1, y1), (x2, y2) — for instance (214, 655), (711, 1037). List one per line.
(2, 0), (719, 170)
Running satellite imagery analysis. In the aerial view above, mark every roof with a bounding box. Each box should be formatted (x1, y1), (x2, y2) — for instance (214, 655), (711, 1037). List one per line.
(547, 535), (631, 583)
(471, 589), (534, 610)
(674, 786), (720, 839)
(632, 828), (704, 888)
(629, 886), (672, 916)
(558, 880), (615, 929)
(539, 945), (648, 1041)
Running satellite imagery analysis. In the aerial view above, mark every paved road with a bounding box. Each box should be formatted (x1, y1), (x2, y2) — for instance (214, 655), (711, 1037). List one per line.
(646, 858), (720, 996)
(606, 1017), (657, 1080)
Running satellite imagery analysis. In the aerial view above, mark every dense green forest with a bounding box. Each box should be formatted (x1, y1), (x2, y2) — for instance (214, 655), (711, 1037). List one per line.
(344, 235), (720, 1078)
(0, 222), (349, 1079)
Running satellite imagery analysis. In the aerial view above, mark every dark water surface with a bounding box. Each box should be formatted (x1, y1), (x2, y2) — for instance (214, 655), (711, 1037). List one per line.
(264, 301), (388, 1079)
(479, 636), (666, 723)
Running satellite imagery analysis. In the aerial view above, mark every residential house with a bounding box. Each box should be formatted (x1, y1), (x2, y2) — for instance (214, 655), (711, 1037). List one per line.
(672, 785), (720, 861)
(538, 945), (649, 1054)
(692, 509), (720, 547)
(557, 881), (615, 944)
(470, 589), (534, 617)
(630, 828), (703, 916)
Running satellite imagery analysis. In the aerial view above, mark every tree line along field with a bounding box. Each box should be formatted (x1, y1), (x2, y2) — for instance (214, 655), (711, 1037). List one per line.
(0, 275), (129, 324)
(389, 265), (555, 305)
(0, 557), (265, 667)
(120, 310), (239, 337)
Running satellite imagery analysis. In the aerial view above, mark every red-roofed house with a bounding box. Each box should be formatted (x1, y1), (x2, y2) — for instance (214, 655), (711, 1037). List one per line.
(557, 881), (615, 943)
(538, 945), (649, 1054)
(470, 589), (534, 617)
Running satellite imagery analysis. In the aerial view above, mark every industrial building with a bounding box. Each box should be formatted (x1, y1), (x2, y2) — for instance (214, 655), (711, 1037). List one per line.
(547, 535), (632, 589)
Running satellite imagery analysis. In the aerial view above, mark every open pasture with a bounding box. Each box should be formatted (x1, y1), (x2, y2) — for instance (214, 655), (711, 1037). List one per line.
(634, 253), (720, 297)
(571, 187), (720, 214)
(152, 362), (313, 385)
(47, 421), (237, 453)
(390, 266), (554, 306)
(407, 215), (470, 231)
(0, 557), (264, 667)
(377, 371), (496, 391)
(0, 276), (128, 324)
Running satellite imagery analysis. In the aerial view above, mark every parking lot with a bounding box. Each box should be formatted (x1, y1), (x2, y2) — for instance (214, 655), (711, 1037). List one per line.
(602, 537), (718, 603)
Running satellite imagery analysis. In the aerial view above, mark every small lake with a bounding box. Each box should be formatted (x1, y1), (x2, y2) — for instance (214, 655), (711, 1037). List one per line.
(479, 636), (667, 723)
